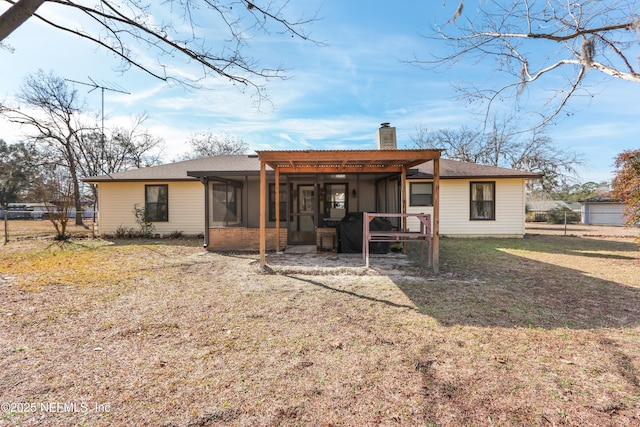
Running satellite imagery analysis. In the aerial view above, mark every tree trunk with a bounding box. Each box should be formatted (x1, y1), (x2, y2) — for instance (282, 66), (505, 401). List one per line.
(68, 157), (84, 226)
(0, 0), (47, 42)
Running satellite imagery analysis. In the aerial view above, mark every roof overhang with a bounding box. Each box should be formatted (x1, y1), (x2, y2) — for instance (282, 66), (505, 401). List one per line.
(186, 170), (267, 178)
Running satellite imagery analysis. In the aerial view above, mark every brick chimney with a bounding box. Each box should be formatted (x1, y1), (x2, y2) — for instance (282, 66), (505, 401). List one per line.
(376, 122), (397, 149)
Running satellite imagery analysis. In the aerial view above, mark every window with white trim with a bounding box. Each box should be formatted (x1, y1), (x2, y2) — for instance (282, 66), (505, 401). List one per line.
(410, 182), (433, 206)
(470, 182), (495, 220)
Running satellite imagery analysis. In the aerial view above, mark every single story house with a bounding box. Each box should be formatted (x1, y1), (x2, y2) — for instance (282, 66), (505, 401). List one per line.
(581, 194), (627, 226)
(525, 200), (582, 223)
(84, 126), (541, 270)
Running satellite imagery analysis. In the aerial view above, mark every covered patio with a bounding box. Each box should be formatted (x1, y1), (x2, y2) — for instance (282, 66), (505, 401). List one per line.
(256, 149), (442, 272)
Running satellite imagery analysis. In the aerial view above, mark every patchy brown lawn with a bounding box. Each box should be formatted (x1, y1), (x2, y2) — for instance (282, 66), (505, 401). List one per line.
(0, 225), (639, 426)
(1, 219), (97, 242)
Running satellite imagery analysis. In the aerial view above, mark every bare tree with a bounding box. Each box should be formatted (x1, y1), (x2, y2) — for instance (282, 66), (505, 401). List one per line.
(76, 113), (164, 202)
(1, 0), (321, 99)
(0, 70), (92, 226)
(181, 131), (248, 159)
(508, 129), (583, 194)
(414, 1), (640, 128)
(412, 119), (583, 194)
(33, 164), (75, 241)
(76, 113), (163, 176)
(412, 125), (484, 163)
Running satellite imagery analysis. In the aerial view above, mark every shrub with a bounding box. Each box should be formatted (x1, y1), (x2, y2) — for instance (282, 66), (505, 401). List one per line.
(115, 225), (138, 238)
(133, 205), (155, 238)
(547, 207), (580, 224)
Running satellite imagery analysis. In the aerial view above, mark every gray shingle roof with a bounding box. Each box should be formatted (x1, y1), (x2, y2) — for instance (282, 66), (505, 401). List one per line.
(83, 155), (264, 182)
(581, 193), (623, 203)
(409, 159), (541, 179)
(84, 154), (541, 182)
(526, 200), (572, 212)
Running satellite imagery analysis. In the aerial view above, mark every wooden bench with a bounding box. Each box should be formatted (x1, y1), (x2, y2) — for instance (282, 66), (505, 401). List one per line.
(363, 212), (432, 268)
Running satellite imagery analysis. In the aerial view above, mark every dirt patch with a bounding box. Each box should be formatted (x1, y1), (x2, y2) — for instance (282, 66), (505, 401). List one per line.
(0, 234), (639, 426)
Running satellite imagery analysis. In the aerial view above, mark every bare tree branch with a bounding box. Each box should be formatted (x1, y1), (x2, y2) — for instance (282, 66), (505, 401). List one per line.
(412, 0), (640, 128)
(0, 0), (45, 41)
(411, 116), (584, 194)
(180, 130), (248, 159)
(1, 0), (322, 98)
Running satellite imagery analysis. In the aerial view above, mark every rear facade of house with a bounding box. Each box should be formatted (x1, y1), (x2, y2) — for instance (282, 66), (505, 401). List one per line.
(86, 151), (539, 251)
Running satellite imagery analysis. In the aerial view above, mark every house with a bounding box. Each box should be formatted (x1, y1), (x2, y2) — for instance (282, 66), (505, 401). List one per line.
(581, 194), (627, 226)
(84, 126), (541, 270)
(0, 203), (95, 220)
(525, 200), (581, 223)
(404, 159), (540, 236)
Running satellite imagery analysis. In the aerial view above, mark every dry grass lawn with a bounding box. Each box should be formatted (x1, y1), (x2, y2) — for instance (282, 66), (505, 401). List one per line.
(1, 224), (639, 426)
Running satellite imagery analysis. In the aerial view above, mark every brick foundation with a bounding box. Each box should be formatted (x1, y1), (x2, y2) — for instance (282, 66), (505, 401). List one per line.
(207, 227), (287, 251)
(316, 227), (338, 251)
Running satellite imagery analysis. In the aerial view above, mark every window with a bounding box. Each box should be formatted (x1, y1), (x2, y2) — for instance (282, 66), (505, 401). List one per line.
(324, 183), (347, 219)
(410, 182), (433, 206)
(211, 182), (242, 226)
(269, 183), (287, 222)
(145, 184), (168, 222)
(470, 182), (495, 220)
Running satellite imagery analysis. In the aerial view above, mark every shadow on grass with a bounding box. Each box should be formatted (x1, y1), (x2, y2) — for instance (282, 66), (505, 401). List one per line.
(284, 275), (418, 311)
(396, 235), (640, 329)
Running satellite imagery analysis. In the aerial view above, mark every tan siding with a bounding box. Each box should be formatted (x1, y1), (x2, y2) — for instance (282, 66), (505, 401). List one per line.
(406, 178), (527, 236)
(96, 181), (204, 236)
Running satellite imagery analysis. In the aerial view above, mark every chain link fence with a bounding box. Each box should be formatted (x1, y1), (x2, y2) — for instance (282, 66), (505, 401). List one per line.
(1, 208), (97, 243)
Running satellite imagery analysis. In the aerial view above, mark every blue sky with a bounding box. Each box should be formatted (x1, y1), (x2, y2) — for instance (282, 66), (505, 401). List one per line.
(1, 1), (638, 183)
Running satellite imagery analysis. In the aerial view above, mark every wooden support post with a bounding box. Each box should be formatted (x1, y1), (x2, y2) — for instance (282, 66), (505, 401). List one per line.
(363, 212), (370, 267)
(259, 161), (267, 268)
(401, 166), (408, 253)
(433, 158), (440, 274)
(202, 178), (209, 249)
(275, 168), (281, 252)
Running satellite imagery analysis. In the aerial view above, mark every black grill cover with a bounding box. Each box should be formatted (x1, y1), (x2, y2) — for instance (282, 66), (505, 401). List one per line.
(337, 212), (392, 254)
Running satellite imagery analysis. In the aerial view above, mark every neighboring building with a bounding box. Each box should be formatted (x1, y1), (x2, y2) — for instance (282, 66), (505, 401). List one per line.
(0, 203), (95, 219)
(581, 194), (627, 226)
(525, 200), (582, 223)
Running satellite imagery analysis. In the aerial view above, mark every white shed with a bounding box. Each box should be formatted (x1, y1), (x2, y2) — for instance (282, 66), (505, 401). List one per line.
(581, 195), (626, 226)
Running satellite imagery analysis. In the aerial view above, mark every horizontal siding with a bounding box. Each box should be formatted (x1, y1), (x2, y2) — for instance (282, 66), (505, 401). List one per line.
(406, 178), (527, 236)
(97, 181), (204, 236)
